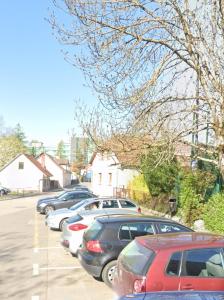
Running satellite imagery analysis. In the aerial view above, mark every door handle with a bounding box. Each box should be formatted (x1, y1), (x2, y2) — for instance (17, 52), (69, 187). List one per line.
(181, 284), (194, 290)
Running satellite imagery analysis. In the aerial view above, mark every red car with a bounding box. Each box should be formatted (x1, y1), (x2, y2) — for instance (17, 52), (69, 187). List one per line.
(114, 232), (224, 296)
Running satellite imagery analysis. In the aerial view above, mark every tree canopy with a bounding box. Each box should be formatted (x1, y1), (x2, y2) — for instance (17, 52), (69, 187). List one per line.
(52, 0), (224, 171)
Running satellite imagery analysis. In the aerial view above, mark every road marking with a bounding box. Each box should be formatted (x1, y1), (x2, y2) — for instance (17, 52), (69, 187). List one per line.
(33, 212), (39, 249)
(39, 266), (82, 271)
(33, 263), (39, 276)
(31, 296), (40, 300)
(33, 246), (63, 253)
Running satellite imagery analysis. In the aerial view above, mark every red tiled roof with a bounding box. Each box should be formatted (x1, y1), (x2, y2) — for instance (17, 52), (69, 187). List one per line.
(24, 154), (52, 177)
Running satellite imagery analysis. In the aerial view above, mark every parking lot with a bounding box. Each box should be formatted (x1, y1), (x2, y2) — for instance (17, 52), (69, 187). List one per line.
(0, 193), (117, 300)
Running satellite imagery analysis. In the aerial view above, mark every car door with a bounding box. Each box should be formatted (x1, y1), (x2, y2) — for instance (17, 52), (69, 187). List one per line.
(56, 192), (77, 209)
(179, 248), (224, 291)
(69, 192), (93, 207)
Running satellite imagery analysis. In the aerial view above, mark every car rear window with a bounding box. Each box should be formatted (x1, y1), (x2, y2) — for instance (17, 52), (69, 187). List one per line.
(84, 220), (103, 240)
(119, 240), (155, 275)
(66, 214), (83, 224)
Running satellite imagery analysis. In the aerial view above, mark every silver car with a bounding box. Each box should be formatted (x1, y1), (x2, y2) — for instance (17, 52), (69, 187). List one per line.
(46, 197), (141, 230)
(61, 208), (141, 256)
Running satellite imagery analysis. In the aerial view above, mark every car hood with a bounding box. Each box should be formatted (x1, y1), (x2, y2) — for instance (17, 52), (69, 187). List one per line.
(37, 197), (58, 205)
(49, 208), (70, 216)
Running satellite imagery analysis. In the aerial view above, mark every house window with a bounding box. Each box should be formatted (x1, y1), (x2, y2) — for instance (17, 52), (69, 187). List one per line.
(99, 173), (102, 185)
(18, 162), (24, 169)
(108, 173), (112, 186)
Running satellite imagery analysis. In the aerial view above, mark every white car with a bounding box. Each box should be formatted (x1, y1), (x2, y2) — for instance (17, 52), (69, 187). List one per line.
(46, 197), (141, 230)
(61, 208), (141, 256)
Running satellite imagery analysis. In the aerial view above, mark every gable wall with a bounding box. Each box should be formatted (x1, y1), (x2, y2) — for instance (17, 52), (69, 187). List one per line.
(0, 155), (45, 191)
(90, 153), (139, 196)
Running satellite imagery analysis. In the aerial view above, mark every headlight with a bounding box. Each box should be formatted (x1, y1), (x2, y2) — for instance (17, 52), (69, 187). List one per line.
(39, 203), (47, 208)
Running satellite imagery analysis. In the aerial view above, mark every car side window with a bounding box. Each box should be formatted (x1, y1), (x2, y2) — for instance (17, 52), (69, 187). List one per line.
(157, 223), (189, 234)
(102, 200), (119, 208)
(182, 248), (224, 277)
(119, 200), (136, 208)
(79, 193), (90, 199)
(119, 223), (154, 240)
(119, 224), (131, 240)
(166, 252), (182, 276)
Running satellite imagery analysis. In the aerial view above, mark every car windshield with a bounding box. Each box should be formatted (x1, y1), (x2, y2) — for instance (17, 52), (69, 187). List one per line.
(56, 191), (68, 199)
(84, 220), (103, 240)
(70, 200), (86, 211)
(119, 240), (155, 276)
(66, 214), (83, 224)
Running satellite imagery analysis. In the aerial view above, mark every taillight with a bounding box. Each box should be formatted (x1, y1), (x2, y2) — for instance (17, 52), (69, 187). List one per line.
(133, 278), (146, 293)
(68, 223), (88, 231)
(86, 240), (103, 253)
(138, 207), (142, 213)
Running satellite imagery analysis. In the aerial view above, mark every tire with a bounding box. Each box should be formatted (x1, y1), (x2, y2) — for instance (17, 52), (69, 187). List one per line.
(59, 218), (68, 231)
(101, 260), (117, 288)
(44, 205), (54, 215)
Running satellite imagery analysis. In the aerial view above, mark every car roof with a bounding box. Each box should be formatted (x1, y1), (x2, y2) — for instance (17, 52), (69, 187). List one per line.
(95, 214), (186, 224)
(77, 208), (140, 218)
(80, 197), (137, 204)
(136, 232), (224, 251)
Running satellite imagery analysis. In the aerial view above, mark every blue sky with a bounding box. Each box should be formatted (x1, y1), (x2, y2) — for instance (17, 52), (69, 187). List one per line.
(0, 1), (95, 146)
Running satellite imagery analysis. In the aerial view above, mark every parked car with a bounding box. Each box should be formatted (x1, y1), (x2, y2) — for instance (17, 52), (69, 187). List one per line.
(114, 232), (224, 296)
(0, 186), (10, 196)
(46, 197), (141, 230)
(117, 291), (224, 300)
(77, 215), (193, 287)
(61, 208), (141, 257)
(64, 185), (92, 192)
(36, 190), (97, 214)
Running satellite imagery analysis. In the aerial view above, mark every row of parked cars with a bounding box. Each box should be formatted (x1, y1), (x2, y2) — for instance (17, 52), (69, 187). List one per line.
(36, 186), (224, 299)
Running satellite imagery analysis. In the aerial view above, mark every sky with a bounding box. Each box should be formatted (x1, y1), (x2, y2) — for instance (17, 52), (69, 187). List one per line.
(0, 1), (96, 146)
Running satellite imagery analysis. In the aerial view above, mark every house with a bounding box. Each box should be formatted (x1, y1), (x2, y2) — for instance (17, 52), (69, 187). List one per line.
(90, 152), (139, 197)
(0, 154), (52, 192)
(37, 153), (71, 188)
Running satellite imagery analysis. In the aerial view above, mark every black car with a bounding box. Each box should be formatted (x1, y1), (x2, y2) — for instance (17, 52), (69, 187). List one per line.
(0, 186), (10, 196)
(78, 215), (193, 287)
(36, 190), (97, 214)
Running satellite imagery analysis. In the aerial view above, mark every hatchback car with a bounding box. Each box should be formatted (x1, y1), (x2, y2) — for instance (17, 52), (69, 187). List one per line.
(114, 232), (224, 296)
(61, 208), (141, 256)
(46, 197), (141, 230)
(118, 291), (224, 300)
(78, 215), (193, 287)
(36, 190), (96, 214)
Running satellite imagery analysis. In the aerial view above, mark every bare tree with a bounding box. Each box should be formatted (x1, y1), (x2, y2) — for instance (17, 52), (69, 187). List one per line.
(51, 0), (224, 171)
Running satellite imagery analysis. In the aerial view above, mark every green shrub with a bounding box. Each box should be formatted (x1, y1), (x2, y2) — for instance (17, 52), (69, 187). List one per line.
(127, 174), (151, 206)
(178, 169), (216, 226)
(203, 193), (224, 234)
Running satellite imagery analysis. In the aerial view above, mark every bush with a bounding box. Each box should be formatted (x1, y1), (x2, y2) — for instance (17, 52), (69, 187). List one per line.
(178, 169), (216, 226)
(127, 174), (151, 206)
(203, 193), (224, 234)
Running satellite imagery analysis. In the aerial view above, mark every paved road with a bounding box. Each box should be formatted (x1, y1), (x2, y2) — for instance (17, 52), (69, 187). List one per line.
(0, 193), (117, 300)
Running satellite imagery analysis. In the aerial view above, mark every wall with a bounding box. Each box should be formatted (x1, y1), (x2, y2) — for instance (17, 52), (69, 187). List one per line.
(90, 153), (139, 197)
(0, 155), (44, 191)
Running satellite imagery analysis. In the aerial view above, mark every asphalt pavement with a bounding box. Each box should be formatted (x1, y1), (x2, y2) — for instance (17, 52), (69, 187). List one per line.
(0, 193), (117, 300)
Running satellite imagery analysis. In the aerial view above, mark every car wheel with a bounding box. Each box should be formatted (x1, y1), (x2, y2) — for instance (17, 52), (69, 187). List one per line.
(102, 260), (117, 288)
(59, 218), (68, 231)
(44, 205), (54, 215)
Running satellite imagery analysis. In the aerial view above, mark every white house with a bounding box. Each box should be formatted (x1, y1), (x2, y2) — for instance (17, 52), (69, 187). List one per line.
(0, 154), (52, 192)
(90, 152), (139, 197)
(37, 153), (71, 188)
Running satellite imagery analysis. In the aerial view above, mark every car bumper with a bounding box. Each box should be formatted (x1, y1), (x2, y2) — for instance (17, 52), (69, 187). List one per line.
(78, 250), (103, 278)
(46, 218), (59, 229)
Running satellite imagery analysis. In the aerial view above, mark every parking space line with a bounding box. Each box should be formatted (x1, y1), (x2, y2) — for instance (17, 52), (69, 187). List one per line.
(31, 296), (40, 300)
(39, 266), (82, 271)
(33, 246), (63, 253)
(33, 263), (39, 276)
